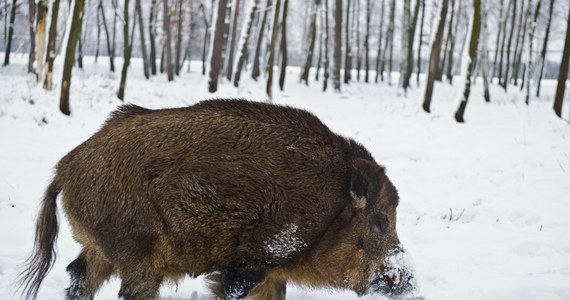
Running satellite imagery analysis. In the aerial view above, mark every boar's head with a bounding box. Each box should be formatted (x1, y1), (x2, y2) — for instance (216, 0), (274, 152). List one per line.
(296, 159), (418, 298)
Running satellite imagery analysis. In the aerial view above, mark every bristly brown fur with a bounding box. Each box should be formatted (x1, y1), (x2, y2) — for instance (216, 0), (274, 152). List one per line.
(19, 99), (409, 299)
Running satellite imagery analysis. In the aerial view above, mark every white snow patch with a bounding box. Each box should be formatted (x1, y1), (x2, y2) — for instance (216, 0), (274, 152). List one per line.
(264, 223), (307, 260)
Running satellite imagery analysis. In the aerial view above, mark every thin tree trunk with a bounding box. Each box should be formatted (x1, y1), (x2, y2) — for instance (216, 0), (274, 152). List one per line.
(208, 0), (228, 92)
(400, 0), (411, 88)
(525, 0), (540, 104)
(512, 0), (525, 85)
(2, 0), (17, 66)
(278, 0), (289, 91)
(60, 0), (86, 115)
(99, 1), (116, 72)
(356, 0), (361, 81)
(43, 0), (60, 90)
(252, 0), (270, 80)
(375, 0), (385, 83)
(27, 0), (36, 74)
(117, 0), (132, 100)
(332, 0), (342, 90)
(149, 0), (158, 75)
(416, 0), (425, 85)
(404, 0), (420, 90)
(455, 0), (481, 122)
(323, 0), (330, 91)
(95, 3), (101, 62)
(136, 0), (149, 79)
(301, 0), (319, 85)
(344, 0), (351, 84)
(536, 0), (554, 97)
(481, 1), (491, 102)
(315, 8), (324, 82)
(422, 0), (449, 113)
(553, 0), (570, 118)
(381, 0), (395, 84)
(234, 0), (258, 87)
(164, 0), (174, 81)
(199, 3), (210, 76)
(175, 0), (184, 75)
(501, 0), (517, 90)
(36, 0), (48, 81)
(364, 0), (370, 83)
(446, 0), (461, 84)
(266, 0), (282, 100)
(497, 0), (513, 85)
(111, 0), (118, 72)
(225, 0), (241, 80)
(491, 0), (504, 81)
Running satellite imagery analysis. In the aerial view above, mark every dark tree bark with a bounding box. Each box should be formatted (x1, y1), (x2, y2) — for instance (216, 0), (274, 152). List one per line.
(95, 3), (101, 62)
(422, 0), (449, 113)
(2, 0), (17, 67)
(355, 0), (361, 80)
(60, 0), (85, 115)
(98, 0), (116, 72)
(439, 0), (454, 81)
(364, 0), (370, 83)
(225, 0), (241, 80)
(43, 0), (60, 90)
(536, 0), (554, 97)
(300, 0), (320, 85)
(164, 0), (174, 81)
(381, 0), (395, 83)
(525, 0), (540, 104)
(234, 0), (259, 87)
(481, 1), (491, 102)
(416, 0), (425, 85)
(497, 0), (512, 85)
(136, 0), (149, 79)
(199, 3), (210, 76)
(323, 0), (330, 91)
(332, 0), (342, 90)
(315, 7), (324, 81)
(343, 0), (351, 84)
(111, 0), (118, 71)
(266, 0), (281, 100)
(375, 0), (385, 83)
(252, 0), (270, 80)
(455, 0), (481, 122)
(35, 0), (48, 81)
(445, 0), (461, 84)
(500, 0), (517, 90)
(492, 0), (505, 81)
(553, 0), (570, 118)
(175, 0), (184, 75)
(208, 0), (228, 92)
(512, 0), (525, 85)
(403, 0), (420, 90)
(149, 0), (158, 75)
(278, 0), (289, 91)
(27, 0), (36, 74)
(117, 0), (132, 100)
(400, 0), (411, 88)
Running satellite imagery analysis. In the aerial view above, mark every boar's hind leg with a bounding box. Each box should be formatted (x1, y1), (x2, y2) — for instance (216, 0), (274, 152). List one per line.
(116, 258), (165, 300)
(208, 267), (264, 299)
(65, 248), (114, 300)
(246, 273), (287, 300)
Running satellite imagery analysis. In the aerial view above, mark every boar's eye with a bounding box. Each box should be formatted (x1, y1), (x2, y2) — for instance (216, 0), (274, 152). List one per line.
(370, 214), (389, 234)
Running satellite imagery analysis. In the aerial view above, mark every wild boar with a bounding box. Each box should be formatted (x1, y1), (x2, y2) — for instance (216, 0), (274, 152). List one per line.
(19, 99), (416, 299)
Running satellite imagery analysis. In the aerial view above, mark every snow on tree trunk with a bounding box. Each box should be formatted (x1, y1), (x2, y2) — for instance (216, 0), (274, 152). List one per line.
(27, 0), (36, 74)
(455, 0), (481, 123)
(536, 0), (554, 97)
(300, 0), (319, 85)
(553, 0), (570, 118)
(117, 0), (132, 100)
(525, 0), (540, 105)
(416, 0), (425, 85)
(266, 0), (282, 101)
(344, 0), (352, 84)
(35, 0), (48, 81)
(163, 0), (174, 81)
(43, 0), (60, 90)
(234, 0), (259, 87)
(252, 0), (270, 80)
(3, 0), (17, 66)
(480, 1), (491, 102)
(332, 0), (342, 91)
(60, 0), (85, 115)
(225, 0), (241, 81)
(135, 0), (149, 79)
(500, 0), (517, 91)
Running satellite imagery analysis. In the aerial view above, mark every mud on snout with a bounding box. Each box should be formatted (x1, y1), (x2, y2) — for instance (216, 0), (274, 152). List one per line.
(367, 247), (422, 299)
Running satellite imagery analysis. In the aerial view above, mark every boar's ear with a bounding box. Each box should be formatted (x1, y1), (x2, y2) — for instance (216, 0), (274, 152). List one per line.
(350, 159), (382, 209)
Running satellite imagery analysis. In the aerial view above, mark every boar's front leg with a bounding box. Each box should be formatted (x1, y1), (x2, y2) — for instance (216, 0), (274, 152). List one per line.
(208, 267), (264, 299)
(246, 272), (287, 300)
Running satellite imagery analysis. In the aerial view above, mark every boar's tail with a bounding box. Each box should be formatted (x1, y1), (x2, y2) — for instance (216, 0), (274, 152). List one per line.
(18, 181), (61, 300)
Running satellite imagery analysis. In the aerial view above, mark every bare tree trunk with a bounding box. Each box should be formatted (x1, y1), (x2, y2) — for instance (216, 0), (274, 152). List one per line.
(497, 0), (513, 85)
(99, 0), (116, 72)
(234, 0), (258, 86)
(481, 1), (491, 102)
(266, 0), (282, 100)
(27, 0), (36, 74)
(422, 0), (449, 113)
(381, 0), (395, 84)
(136, 0), (149, 79)
(446, 0), (462, 84)
(525, 0), (540, 104)
(536, 0), (554, 97)
(199, 3), (210, 76)
(375, 0), (385, 83)
(439, 0), (454, 81)
(403, 0), (420, 90)
(278, 0), (289, 91)
(344, 0), (351, 84)
(60, 0), (86, 115)
(315, 8), (324, 81)
(363, 0), (370, 83)
(323, 0), (330, 91)
(512, 0), (525, 85)
(252, 0), (270, 80)
(301, 0), (319, 85)
(111, 0), (118, 71)
(553, 0), (570, 118)
(416, 0), (425, 85)
(225, 0), (241, 80)
(355, 0), (361, 81)
(208, 0), (228, 92)
(491, 0), (505, 81)
(117, 0), (132, 100)
(43, 0), (60, 90)
(164, 0), (174, 81)
(400, 0), (411, 88)
(332, 0), (342, 90)
(175, 0), (184, 75)
(455, 0), (481, 122)
(500, 0), (517, 90)
(149, 0), (158, 75)
(2, 0), (17, 66)
(35, 0), (48, 81)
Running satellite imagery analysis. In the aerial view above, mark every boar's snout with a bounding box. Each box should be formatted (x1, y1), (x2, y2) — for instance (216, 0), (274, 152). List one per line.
(368, 247), (419, 298)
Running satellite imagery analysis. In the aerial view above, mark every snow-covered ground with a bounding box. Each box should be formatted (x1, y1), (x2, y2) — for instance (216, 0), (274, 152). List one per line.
(1, 55), (570, 299)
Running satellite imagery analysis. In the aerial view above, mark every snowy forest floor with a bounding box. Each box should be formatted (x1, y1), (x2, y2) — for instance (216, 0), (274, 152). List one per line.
(1, 54), (570, 300)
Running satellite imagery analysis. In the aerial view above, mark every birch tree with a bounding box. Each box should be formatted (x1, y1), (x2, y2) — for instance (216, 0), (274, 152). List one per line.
(43, 0), (60, 90)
